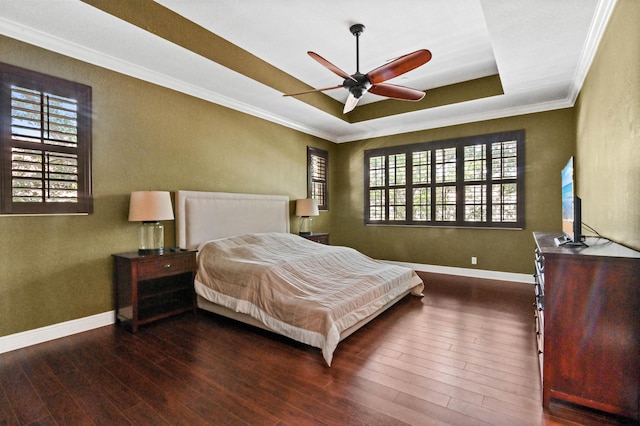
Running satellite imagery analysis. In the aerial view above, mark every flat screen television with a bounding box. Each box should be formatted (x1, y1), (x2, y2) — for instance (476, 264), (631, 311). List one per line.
(556, 156), (586, 246)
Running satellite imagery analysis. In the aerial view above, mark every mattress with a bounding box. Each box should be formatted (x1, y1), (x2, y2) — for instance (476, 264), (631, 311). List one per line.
(195, 232), (424, 365)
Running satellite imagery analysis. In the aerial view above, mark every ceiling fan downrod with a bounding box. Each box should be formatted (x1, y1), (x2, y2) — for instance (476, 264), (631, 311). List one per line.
(350, 24), (365, 74)
(347, 23), (369, 99)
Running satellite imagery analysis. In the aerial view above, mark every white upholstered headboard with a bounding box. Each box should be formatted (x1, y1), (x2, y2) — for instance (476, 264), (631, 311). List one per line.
(175, 191), (290, 249)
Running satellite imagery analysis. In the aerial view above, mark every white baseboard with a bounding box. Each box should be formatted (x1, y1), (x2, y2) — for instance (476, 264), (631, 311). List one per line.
(385, 261), (534, 284)
(0, 264), (531, 355)
(0, 311), (115, 355)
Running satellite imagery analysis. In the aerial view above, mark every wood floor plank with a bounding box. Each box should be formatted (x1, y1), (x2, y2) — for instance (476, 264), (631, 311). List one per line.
(183, 394), (258, 426)
(379, 341), (468, 369)
(15, 347), (65, 398)
(103, 357), (212, 426)
(0, 353), (49, 425)
(341, 384), (447, 426)
(447, 397), (538, 426)
(122, 401), (173, 425)
(392, 322), (536, 364)
(1, 272), (633, 425)
(381, 336), (539, 384)
(481, 395), (548, 424)
(393, 391), (489, 426)
(174, 351), (326, 426)
(373, 353), (540, 410)
(37, 388), (97, 426)
(384, 327), (534, 368)
(400, 318), (533, 348)
(55, 367), (131, 425)
(0, 385), (20, 426)
(147, 322), (335, 425)
(355, 362), (459, 407)
(255, 357), (403, 425)
(463, 360), (540, 390)
(396, 352), (539, 397)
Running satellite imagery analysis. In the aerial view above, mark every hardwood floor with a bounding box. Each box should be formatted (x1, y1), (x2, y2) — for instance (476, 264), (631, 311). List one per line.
(0, 272), (635, 425)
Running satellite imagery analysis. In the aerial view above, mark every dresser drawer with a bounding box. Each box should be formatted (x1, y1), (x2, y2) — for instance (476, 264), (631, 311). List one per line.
(137, 255), (193, 280)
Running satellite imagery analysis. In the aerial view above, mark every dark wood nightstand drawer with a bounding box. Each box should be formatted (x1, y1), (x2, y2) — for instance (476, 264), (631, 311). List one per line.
(137, 255), (193, 280)
(302, 233), (330, 245)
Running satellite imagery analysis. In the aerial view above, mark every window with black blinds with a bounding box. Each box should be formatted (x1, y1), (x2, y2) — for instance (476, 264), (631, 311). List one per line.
(307, 147), (328, 210)
(0, 62), (92, 214)
(364, 130), (525, 228)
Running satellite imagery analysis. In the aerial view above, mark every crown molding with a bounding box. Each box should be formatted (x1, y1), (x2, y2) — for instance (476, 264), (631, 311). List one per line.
(0, 16), (338, 141)
(567, 0), (618, 104)
(0, 0), (614, 145)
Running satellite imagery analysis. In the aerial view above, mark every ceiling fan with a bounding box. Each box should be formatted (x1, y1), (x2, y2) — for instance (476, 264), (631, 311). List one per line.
(284, 24), (432, 114)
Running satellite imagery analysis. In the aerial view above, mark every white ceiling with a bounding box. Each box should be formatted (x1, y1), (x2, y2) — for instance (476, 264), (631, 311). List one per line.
(0, 0), (617, 143)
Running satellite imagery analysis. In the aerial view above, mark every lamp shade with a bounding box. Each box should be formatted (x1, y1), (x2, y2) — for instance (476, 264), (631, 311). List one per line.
(128, 191), (174, 222)
(295, 198), (319, 217)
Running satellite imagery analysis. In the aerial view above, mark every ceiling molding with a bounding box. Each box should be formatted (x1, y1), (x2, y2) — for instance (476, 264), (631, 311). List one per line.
(0, 0), (618, 144)
(334, 96), (574, 144)
(0, 15), (340, 142)
(567, 0), (618, 104)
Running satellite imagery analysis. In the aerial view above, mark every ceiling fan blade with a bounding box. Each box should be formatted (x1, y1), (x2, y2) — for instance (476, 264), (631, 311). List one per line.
(343, 93), (360, 114)
(308, 51), (357, 82)
(369, 83), (426, 101)
(366, 49), (432, 84)
(283, 85), (343, 97)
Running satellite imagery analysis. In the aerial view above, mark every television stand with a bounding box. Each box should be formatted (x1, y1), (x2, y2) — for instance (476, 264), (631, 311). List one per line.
(553, 235), (587, 247)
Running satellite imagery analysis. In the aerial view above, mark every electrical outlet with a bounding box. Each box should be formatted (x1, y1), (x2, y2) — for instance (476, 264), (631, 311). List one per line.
(471, 257), (477, 265)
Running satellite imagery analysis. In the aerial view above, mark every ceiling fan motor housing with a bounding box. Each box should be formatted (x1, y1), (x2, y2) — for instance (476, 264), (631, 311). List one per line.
(343, 73), (371, 98)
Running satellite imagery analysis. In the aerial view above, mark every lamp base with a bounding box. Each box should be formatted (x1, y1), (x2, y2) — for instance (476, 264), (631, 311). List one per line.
(299, 216), (313, 235)
(139, 221), (164, 254)
(138, 248), (165, 255)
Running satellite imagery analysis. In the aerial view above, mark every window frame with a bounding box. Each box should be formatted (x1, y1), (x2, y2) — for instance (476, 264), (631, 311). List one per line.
(364, 130), (525, 229)
(0, 62), (92, 215)
(307, 146), (328, 211)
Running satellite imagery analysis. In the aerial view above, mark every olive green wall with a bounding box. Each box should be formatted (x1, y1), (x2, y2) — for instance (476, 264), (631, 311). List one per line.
(0, 36), (334, 336)
(575, 0), (640, 251)
(3, 1), (635, 338)
(332, 109), (575, 274)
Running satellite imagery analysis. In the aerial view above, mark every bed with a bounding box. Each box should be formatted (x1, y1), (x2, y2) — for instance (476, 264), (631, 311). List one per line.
(175, 190), (424, 365)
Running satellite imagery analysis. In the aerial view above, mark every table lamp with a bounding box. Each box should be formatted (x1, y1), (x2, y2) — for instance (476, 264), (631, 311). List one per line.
(128, 191), (174, 254)
(295, 198), (319, 235)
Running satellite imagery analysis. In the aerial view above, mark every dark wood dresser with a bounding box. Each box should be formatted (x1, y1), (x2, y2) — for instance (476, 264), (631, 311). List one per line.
(533, 232), (640, 421)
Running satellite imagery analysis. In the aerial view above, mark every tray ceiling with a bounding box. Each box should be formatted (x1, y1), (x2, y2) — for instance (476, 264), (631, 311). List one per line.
(0, 0), (616, 142)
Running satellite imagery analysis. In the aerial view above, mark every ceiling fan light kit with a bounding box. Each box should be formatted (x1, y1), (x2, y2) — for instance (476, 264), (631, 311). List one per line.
(284, 23), (431, 114)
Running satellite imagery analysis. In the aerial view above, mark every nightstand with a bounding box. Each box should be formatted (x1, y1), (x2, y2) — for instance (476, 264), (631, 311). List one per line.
(112, 250), (197, 332)
(301, 233), (330, 245)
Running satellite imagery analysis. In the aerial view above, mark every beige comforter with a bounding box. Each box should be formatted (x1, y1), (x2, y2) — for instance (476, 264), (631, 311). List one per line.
(195, 232), (424, 365)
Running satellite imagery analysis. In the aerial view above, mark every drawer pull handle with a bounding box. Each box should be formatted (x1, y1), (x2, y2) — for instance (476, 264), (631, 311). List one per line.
(163, 264), (172, 269)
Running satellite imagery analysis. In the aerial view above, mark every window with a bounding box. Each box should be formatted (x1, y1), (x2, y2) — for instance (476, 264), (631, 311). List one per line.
(364, 130), (524, 228)
(307, 146), (328, 210)
(0, 63), (92, 214)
